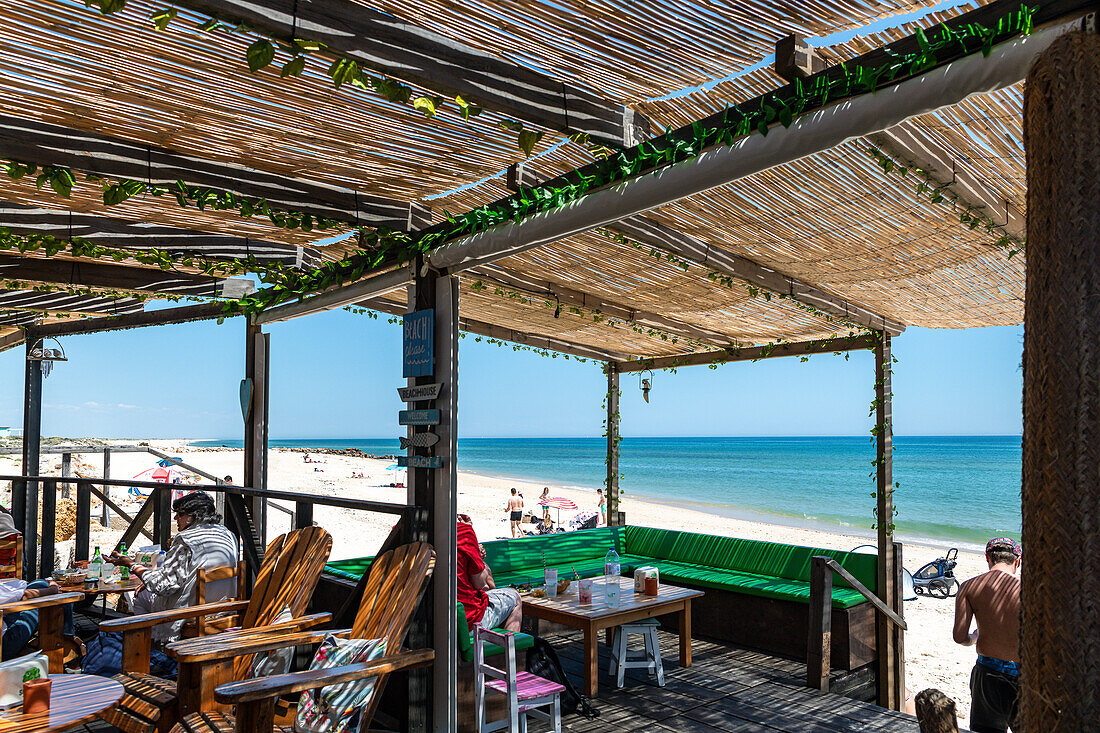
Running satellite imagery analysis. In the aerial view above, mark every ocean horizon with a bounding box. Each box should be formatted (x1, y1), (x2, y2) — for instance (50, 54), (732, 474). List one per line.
(193, 435), (1021, 551)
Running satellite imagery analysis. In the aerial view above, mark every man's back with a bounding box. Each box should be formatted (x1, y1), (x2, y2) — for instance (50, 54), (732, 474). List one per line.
(956, 568), (1020, 662)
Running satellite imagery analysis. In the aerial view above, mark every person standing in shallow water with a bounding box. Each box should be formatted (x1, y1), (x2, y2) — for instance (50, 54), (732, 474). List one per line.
(953, 537), (1022, 733)
(507, 488), (524, 538)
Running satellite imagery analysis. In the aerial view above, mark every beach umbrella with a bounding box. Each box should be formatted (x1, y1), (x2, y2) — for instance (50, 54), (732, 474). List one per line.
(539, 496), (578, 526)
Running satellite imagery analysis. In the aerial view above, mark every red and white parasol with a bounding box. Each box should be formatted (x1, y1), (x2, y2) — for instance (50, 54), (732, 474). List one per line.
(538, 497), (578, 527)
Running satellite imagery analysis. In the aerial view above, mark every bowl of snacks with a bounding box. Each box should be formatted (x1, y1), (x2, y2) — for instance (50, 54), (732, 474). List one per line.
(556, 578), (572, 595)
(55, 569), (87, 587)
(530, 587), (547, 598)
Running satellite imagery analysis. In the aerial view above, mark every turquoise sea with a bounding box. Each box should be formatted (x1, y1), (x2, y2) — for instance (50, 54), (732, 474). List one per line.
(193, 436), (1021, 550)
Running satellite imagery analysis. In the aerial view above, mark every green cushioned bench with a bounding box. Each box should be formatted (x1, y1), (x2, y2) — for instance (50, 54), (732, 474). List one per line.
(479, 525), (876, 610)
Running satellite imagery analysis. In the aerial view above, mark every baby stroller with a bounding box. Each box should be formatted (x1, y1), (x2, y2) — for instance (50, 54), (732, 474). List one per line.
(913, 548), (959, 598)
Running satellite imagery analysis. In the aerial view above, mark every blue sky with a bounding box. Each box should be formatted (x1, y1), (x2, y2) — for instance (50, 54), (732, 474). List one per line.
(0, 312), (1022, 439)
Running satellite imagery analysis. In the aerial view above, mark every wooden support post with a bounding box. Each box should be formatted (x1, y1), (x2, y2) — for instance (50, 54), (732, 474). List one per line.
(39, 478), (56, 578)
(294, 501), (314, 529)
(243, 320), (270, 546)
(60, 452), (71, 499)
(19, 338), (42, 579)
(874, 332), (901, 710)
(1021, 29), (1100, 731)
(605, 363), (622, 526)
(405, 262), (458, 733)
(153, 486), (172, 548)
(101, 447), (112, 526)
(892, 542), (906, 706)
(75, 480), (91, 563)
(807, 556), (832, 691)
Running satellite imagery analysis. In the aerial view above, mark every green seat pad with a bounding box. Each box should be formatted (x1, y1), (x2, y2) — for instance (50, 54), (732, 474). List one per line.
(324, 556), (374, 582)
(456, 603), (534, 662)
(481, 527), (627, 577)
(648, 560), (866, 609)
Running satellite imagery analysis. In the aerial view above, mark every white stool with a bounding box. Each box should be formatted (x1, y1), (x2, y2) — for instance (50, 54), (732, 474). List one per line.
(608, 617), (665, 688)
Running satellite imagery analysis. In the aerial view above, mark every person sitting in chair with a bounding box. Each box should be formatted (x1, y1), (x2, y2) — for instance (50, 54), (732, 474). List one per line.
(457, 514), (521, 632)
(108, 491), (238, 644)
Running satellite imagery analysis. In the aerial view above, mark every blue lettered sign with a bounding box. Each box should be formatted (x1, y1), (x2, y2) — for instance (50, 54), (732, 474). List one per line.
(403, 309), (433, 377)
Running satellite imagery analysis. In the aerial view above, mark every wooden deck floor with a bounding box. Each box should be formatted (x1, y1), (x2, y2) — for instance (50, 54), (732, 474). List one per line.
(67, 611), (924, 733)
(543, 628), (922, 732)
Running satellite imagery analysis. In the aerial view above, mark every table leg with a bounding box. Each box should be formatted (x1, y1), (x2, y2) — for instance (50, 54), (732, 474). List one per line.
(605, 627), (614, 648)
(38, 605), (65, 674)
(583, 623), (599, 699)
(679, 600), (692, 668)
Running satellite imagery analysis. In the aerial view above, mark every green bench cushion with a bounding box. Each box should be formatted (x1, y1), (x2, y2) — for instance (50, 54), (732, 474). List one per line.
(492, 554), (654, 589)
(325, 556), (374, 582)
(623, 526), (877, 594)
(481, 526), (626, 577)
(645, 560), (867, 609)
(456, 603), (534, 662)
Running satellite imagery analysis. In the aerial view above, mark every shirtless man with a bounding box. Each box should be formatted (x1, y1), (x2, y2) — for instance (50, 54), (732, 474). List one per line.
(953, 537), (1022, 733)
(507, 488), (524, 538)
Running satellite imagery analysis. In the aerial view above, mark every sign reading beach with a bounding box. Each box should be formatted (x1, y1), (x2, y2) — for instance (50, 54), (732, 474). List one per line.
(402, 309), (433, 377)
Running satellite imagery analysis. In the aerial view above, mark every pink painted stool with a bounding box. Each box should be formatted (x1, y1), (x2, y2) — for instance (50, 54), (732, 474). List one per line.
(474, 626), (564, 732)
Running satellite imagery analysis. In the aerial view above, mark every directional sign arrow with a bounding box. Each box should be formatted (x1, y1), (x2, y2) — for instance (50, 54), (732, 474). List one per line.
(397, 383), (443, 402)
(400, 433), (440, 449)
(399, 409), (441, 426)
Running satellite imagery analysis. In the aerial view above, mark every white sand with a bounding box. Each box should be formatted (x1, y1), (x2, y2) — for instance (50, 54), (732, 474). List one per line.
(0, 440), (991, 726)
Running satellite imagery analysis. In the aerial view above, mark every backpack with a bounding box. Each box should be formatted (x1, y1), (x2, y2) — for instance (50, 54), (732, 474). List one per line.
(525, 636), (599, 719)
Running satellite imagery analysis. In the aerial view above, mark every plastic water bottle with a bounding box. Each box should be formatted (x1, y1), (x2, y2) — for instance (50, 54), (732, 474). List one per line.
(604, 547), (621, 608)
(119, 543), (129, 581)
(604, 547), (621, 577)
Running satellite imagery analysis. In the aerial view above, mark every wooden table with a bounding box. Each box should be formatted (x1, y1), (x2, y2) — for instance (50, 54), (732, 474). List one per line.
(62, 577), (142, 618)
(0, 673), (123, 732)
(521, 577), (703, 698)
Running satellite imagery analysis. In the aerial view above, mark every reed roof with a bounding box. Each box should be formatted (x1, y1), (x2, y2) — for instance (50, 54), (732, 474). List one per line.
(0, 0), (1029, 360)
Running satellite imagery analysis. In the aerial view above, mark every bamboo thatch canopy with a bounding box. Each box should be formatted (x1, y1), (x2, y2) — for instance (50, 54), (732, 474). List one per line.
(0, 0), (1042, 360)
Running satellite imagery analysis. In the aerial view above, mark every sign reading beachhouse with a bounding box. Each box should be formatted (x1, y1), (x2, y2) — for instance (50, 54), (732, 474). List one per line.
(402, 309), (433, 377)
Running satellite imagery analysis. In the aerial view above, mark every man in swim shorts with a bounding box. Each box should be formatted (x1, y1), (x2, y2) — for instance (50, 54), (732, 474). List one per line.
(507, 487), (524, 538)
(953, 537), (1022, 733)
(457, 514), (522, 631)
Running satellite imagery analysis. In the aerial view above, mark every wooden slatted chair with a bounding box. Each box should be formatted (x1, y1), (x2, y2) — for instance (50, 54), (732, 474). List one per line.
(0, 590), (84, 673)
(0, 533), (22, 579)
(98, 526), (334, 733)
(168, 541), (436, 733)
(181, 562), (247, 639)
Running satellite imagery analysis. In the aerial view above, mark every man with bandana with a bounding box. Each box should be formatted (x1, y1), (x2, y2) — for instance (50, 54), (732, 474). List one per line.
(953, 537), (1022, 733)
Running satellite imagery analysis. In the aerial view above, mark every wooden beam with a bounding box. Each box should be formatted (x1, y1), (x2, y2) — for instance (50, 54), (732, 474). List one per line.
(26, 301), (230, 337)
(0, 253), (254, 298)
(867, 124), (1025, 243)
(774, 35), (828, 82)
(252, 267), (411, 325)
(0, 329), (26, 353)
(507, 163), (905, 336)
(0, 290), (142, 316)
(171, 0), (646, 149)
(616, 333), (876, 372)
(0, 116), (426, 231)
(467, 263), (742, 348)
(0, 201), (320, 269)
(357, 294), (630, 361)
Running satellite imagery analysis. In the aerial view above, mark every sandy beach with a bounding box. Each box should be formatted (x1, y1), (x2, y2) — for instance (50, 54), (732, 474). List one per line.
(0, 439), (989, 726)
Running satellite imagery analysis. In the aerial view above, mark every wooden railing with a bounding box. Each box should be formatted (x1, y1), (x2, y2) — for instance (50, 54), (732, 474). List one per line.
(806, 546), (907, 693)
(0, 473), (417, 581)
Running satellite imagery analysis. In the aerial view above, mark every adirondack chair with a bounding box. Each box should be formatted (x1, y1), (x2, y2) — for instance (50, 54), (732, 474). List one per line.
(167, 541), (436, 733)
(98, 526), (334, 733)
(181, 561), (247, 638)
(0, 533), (22, 579)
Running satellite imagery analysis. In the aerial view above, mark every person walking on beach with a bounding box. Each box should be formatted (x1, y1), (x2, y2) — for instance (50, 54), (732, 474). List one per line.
(507, 488), (524, 538)
(597, 488), (606, 525)
(540, 486), (551, 522)
(953, 537), (1022, 733)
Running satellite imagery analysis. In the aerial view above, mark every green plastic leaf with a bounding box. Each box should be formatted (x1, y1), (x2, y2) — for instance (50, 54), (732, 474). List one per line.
(198, 17), (223, 32)
(293, 38), (326, 53)
(455, 95), (483, 121)
(499, 119), (524, 133)
(327, 58), (360, 88)
(94, 0), (127, 14)
(246, 39), (276, 72)
(280, 56), (306, 78)
(372, 77), (412, 104)
(151, 7), (177, 30)
(49, 169), (75, 198)
(412, 96), (440, 118)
